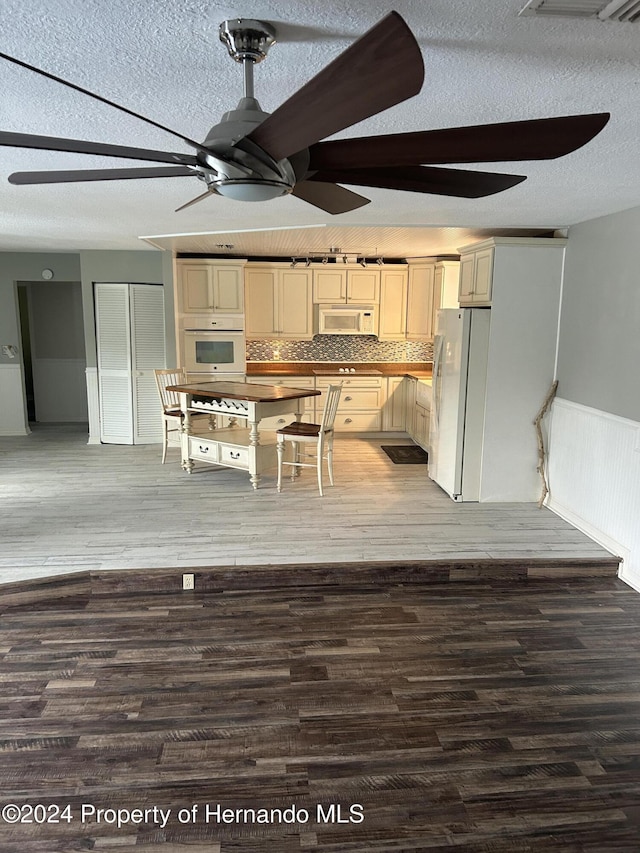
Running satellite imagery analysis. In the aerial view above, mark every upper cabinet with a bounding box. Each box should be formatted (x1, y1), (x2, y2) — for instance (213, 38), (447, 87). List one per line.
(406, 263), (435, 341)
(406, 260), (460, 341)
(457, 236), (568, 310)
(378, 266), (408, 340)
(458, 246), (494, 306)
(433, 261), (461, 312)
(176, 260), (245, 314)
(313, 267), (380, 304)
(245, 265), (313, 339)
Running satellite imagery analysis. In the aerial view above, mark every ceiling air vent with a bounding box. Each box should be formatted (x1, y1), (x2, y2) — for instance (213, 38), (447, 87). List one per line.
(519, 0), (640, 20)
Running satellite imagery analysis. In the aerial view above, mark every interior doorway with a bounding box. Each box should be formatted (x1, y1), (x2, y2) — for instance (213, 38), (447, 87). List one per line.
(17, 280), (88, 425)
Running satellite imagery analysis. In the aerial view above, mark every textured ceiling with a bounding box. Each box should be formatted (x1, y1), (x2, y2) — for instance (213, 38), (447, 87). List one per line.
(1, 0), (638, 258)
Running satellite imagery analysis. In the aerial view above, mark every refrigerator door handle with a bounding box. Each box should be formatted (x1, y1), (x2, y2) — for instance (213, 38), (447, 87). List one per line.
(432, 333), (444, 429)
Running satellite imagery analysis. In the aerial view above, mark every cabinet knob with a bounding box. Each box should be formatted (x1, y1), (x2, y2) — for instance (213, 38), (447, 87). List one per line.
(344, 396), (352, 401)
(199, 445), (209, 453)
(230, 451), (240, 459)
(344, 418), (353, 424)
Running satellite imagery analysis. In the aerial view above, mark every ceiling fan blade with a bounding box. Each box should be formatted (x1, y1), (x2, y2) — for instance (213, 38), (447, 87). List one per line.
(291, 181), (370, 214)
(307, 166), (527, 198)
(8, 166), (195, 185)
(0, 130), (198, 165)
(175, 190), (215, 212)
(308, 113), (611, 171)
(0, 50), (207, 154)
(246, 12), (424, 163)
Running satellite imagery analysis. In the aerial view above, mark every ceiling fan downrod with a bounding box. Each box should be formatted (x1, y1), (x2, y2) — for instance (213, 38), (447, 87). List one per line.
(219, 18), (277, 101)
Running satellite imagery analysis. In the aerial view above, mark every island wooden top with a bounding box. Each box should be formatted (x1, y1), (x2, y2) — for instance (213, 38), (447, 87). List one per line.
(167, 380), (320, 403)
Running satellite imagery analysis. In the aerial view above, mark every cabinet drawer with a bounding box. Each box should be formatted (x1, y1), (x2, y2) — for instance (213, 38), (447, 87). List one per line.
(259, 413), (315, 431)
(317, 387), (383, 411)
(316, 376), (382, 389)
(188, 436), (219, 462)
(334, 411), (382, 432)
(218, 442), (249, 468)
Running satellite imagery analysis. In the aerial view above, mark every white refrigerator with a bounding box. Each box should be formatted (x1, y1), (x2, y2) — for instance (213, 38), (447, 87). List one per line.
(429, 307), (491, 502)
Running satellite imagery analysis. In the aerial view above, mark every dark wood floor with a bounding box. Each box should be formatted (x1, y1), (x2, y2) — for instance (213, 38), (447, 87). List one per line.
(2, 573), (640, 851)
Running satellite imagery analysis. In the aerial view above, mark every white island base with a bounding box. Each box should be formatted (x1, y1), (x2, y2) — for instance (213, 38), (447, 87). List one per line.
(171, 381), (320, 489)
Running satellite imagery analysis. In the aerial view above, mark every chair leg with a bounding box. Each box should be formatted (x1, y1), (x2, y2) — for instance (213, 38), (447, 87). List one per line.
(276, 436), (284, 492)
(327, 435), (335, 487)
(161, 419), (168, 464)
(291, 440), (299, 480)
(317, 436), (325, 496)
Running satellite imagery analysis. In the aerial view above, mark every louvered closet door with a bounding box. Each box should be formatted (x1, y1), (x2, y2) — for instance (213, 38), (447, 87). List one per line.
(95, 283), (134, 444)
(95, 283), (166, 445)
(130, 284), (165, 444)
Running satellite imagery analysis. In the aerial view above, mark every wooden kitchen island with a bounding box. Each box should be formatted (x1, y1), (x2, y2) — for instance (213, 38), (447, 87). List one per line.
(167, 380), (320, 489)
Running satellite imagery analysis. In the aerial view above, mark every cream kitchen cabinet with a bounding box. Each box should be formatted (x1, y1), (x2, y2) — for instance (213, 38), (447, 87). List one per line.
(313, 268), (380, 304)
(403, 376), (431, 452)
(245, 266), (313, 339)
(315, 375), (385, 432)
(382, 376), (406, 431)
(413, 380), (431, 453)
(406, 260), (460, 340)
(458, 246), (494, 306)
(378, 267), (409, 340)
(433, 260), (460, 311)
(406, 263), (436, 340)
(404, 377), (417, 439)
(176, 260), (245, 314)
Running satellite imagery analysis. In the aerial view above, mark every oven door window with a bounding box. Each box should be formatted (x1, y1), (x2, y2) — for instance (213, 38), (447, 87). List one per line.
(194, 340), (235, 365)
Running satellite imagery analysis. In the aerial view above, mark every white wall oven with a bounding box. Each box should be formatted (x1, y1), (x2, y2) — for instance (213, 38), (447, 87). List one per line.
(182, 315), (246, 375)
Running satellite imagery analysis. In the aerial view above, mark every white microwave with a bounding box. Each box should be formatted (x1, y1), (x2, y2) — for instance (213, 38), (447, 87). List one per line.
(317, 305), (378, 336)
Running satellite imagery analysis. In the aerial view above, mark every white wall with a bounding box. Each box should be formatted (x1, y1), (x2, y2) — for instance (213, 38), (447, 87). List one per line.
(549, 205), (640, 588)
(0, 249), (174, 437)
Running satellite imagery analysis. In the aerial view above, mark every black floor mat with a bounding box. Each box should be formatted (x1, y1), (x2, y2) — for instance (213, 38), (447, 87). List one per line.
(381, 445), (428, 464)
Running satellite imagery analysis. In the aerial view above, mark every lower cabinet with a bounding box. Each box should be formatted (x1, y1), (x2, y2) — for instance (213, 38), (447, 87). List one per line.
(316, 375), (384, 432)
(382, 376), (406, 431)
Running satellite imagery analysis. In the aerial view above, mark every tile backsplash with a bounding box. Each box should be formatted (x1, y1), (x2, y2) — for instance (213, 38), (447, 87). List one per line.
(247, 335), (433, 362)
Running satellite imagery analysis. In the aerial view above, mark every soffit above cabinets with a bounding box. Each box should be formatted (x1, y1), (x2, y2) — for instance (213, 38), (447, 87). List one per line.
(141, 225), (554, 261)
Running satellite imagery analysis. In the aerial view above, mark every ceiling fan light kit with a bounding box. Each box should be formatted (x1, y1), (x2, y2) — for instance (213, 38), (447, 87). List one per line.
(0, 11), (611, 215)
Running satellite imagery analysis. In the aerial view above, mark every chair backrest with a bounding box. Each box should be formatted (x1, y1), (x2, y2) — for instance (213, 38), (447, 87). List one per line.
(320, 383), (343, 432)
(154, 368), (187, 413)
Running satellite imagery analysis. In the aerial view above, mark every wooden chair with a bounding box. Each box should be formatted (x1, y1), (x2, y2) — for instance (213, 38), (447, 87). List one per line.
(276, 383), (342, 496)
(154, 368), (211, 463)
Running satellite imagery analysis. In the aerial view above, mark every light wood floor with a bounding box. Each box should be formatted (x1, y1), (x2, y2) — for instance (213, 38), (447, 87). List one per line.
(0, 424), (613, 585)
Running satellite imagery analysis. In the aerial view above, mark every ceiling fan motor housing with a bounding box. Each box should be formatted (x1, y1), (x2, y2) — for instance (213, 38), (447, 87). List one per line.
(200, 96), (305, 200)
(219, 19), (276, 64)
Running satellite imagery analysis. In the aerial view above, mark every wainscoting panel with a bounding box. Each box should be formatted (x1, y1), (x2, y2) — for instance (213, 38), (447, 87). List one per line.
(85, 367), (100, 444)
(547, 397), (640, 588)
(0, 363), (28, 435)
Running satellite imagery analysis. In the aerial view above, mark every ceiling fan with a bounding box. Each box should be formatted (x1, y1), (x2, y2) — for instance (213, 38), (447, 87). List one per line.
(0, 11), (610, 215)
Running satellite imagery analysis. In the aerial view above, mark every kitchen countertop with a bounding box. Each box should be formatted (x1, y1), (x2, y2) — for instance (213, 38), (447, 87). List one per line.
(246, 361), (432, 378)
